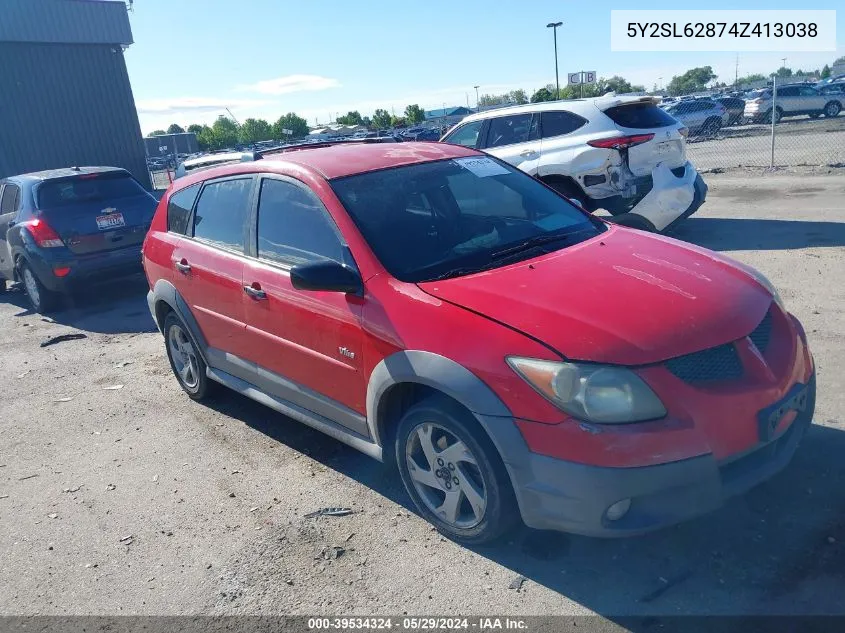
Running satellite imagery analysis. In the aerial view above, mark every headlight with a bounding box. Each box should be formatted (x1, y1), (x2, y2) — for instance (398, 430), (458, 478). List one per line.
(506, 357), (666, 424)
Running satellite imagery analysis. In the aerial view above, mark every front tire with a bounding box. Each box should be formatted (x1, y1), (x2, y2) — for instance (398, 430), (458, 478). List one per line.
(19, 261), (58, 313)
(163, 312), (215, 401)
(395, 396), (519, 545)
(823, 101), (841, 118)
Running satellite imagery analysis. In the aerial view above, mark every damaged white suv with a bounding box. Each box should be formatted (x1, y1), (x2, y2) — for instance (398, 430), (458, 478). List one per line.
(441, 96), (707, 232)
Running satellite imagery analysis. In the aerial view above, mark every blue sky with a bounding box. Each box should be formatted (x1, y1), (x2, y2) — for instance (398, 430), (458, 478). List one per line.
(124, 0), (843, 133)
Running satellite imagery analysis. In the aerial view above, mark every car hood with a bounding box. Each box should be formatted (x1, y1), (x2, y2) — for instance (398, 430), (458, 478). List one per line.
(417, 227), (772, 365)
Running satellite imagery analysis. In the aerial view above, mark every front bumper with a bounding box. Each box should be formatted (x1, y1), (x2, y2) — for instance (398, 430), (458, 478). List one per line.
(508, 373), (815, 537)
(627, 162), (707, 232)
(25, 244), (143, 292)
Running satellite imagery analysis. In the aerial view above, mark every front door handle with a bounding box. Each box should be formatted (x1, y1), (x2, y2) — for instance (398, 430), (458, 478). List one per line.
(520, 149), (538, 157)
(174, 259), (191, 274)
(243, 284), (267, 300)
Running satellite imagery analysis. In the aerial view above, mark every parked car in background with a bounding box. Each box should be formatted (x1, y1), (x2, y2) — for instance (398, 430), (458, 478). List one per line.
(818, 82), (845, 98)
(0, 167), (158, 312)
(744, 84), (842, 123)
(662, 98), (729, 136)
(441, 96), (707, 232)
(143, 141), (814, 544)
(714, 96), (746, 125)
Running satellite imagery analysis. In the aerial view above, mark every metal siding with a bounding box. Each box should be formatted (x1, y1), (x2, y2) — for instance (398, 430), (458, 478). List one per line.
(0, 42), (151, 188)
(0, 0), (133, 45)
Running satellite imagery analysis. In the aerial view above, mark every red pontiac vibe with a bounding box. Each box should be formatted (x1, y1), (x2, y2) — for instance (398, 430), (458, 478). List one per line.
(142, 141), (815, 544)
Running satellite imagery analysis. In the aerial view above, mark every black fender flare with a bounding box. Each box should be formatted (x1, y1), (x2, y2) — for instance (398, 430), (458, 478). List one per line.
(365, 351), (531, 473)
(147, 279), (210, 365)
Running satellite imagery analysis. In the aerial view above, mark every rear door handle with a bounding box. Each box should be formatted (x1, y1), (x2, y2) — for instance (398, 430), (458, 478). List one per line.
(243, 284), (267, 300)
(174, 260), (191, 274)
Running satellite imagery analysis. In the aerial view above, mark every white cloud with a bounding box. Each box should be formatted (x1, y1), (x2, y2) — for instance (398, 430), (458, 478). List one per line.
(236, 74), (340, 95)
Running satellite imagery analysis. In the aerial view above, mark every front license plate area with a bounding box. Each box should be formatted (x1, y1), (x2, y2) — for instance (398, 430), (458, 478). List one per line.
(96, 212), (125, 230)
(757, 383), (809, 442)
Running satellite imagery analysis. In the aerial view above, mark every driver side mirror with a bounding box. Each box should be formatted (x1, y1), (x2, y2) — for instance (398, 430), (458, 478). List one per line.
(290, 260), (362, 295)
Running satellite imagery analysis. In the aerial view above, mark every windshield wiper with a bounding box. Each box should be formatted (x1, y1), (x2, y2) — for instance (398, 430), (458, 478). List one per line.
(491, 232), (573, 260)
(428, 264), (496, 281)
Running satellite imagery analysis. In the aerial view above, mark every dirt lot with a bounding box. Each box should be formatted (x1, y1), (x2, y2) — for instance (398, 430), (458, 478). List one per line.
(1, 172), (844, 622)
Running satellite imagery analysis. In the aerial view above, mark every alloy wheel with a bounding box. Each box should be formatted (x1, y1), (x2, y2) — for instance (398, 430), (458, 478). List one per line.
(168, 324), (200, 390)
(404, 422), (487, 529)
(22, 267), (41, 309)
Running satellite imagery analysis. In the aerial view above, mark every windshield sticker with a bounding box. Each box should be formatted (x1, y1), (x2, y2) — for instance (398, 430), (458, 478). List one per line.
(454, 157), (510, 178)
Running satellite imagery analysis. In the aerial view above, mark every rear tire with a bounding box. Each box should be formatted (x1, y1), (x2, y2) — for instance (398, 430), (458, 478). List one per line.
(163, 312), (216, 401)
(702, 117), (722, 136)
(395, 395), (519, 545)
(19, 261), (58, 313)
(612, 213), (656, 232)
(767, 108), (783, 124)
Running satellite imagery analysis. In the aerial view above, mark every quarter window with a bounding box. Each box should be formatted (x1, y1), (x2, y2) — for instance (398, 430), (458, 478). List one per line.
(167, 184), (199, 235)
(192, 178), (252, 251)
(257, 178), (344, 266)
(0, 184), (20, 214)
(540, 111), (587, 138)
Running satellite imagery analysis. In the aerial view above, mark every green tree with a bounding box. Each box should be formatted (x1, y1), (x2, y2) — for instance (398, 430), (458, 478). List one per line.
(272, 113), (309, 140)
(211, 115), (239, 148)
(390, 115), (407, 127)
(372, 109), (392, 128)
(666, 66), (718, 96)
(187, 124), (204, 135)
(508, 89), (528, 105)
(821, 64), (832, 79)
(833, 56), (845, 66)
(239, 118), (272, 144)
(736, 73), (766, 86)
(404, 104), (425, 124)
(167, 123), (185, 134)
(148, 129), (166, 137)
(336, 111), (363, 125)
(596, 76), (644, 94)
(530, 87), (555, 103)
(195, 125), (216, 151)
(774, 66), (793, 78)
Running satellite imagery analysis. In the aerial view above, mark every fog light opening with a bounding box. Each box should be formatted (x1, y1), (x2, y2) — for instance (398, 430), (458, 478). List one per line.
(605, 498), (632, 522)
(53, 267), (71, 278)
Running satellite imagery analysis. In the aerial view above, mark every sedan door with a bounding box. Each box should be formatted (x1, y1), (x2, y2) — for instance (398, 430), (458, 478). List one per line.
(172, 175), (255, 357)
(0, 183), (20, 279)
(480, 113), (542, 175)
(240, 175), (367, 433)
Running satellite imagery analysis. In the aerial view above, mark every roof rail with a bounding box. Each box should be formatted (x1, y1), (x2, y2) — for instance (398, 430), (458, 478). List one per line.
(256, 136), (398, 159)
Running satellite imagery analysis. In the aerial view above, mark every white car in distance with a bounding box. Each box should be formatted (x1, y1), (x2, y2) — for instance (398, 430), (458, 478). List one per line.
(441, 96), (708, 232)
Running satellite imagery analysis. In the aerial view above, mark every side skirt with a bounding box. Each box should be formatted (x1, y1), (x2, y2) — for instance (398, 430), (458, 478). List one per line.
(205, 366), (383, 462)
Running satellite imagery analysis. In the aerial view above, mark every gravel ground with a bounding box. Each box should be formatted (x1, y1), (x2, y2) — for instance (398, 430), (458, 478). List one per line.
(1, 173), (843, 621)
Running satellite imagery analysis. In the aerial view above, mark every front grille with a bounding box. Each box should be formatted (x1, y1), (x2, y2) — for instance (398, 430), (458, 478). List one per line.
(749, 309), (773, 354)
(666, 343), (743, 383)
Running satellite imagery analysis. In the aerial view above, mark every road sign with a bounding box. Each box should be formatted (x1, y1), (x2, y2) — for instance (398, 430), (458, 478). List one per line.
(568, 72), (582, 85)
(282, 128), (293, 136)
(569, 71), (597, 85)
(584, 71), (597, 84)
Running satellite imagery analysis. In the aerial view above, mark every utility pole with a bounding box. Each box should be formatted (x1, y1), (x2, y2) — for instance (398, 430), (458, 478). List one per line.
(473, 85), (480, 109)
(735, 54), (739, 88)
(546, 21), (563, 99)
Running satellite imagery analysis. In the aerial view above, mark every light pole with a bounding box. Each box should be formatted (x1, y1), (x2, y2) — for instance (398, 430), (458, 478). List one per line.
(473, 85), (480, 109)
(546, 21), (563, 99)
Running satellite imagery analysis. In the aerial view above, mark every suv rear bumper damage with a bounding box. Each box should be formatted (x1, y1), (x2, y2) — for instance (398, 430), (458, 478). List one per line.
(626, 162), (706, 232)
(499, 373), (814, 537)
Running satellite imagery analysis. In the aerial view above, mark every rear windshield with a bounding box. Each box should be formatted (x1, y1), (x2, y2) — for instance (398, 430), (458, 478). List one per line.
(747, 89), (771, 99)
(603, 103), (678, 129)
(38, 172), (147, 209)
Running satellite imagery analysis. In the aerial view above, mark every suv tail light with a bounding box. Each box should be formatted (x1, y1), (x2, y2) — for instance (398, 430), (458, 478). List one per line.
(22, 219), (64, 248)
(587, 133), (655, 150)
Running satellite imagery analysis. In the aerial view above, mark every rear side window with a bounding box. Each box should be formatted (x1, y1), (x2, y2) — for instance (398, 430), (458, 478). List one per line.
(256, 178), (344, 266)
(777, 86), (798, 97)
(485, 114), (537, 148)
(604, 103), (677, 128)
(167, 184), (199, 235)
(37, 172), (147, 209)
(192, 178), (252, 252)
(540, 111), (587, 138)
(0, 184), (20, 214)
(443, 121), (484, 148)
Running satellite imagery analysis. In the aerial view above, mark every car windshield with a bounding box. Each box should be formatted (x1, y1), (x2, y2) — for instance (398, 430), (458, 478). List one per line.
(330, 156), (605, 283)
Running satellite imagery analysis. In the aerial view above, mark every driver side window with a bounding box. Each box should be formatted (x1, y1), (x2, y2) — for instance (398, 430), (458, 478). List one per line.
(443, 121), (483, 148)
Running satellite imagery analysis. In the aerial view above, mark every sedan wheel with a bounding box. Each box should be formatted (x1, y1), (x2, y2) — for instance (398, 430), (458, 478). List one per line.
(824, 102), (841, 117)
